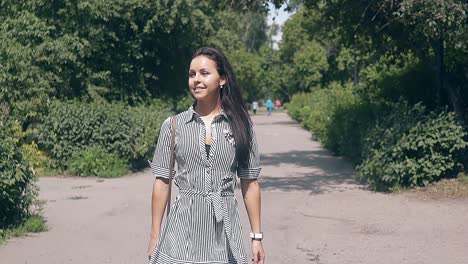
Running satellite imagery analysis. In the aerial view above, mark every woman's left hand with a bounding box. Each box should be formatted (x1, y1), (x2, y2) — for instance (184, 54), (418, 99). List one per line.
(251, 240), (265, 264)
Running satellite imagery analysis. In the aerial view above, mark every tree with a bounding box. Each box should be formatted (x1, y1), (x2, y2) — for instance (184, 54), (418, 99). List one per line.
(303, 0), (468, 119)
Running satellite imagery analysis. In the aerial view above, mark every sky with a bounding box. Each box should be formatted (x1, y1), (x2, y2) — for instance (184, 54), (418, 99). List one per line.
(267, 2), (295, 49)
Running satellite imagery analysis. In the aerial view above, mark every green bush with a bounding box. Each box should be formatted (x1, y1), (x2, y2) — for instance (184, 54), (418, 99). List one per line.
(326, 99), (380, 163)
(300, 83), (355, 141)
(0, 115), (38, 229)
(39, 100), (171, 170)
(0, 215), (47, 243)
(357, 103), (467, 191)
(21, 215), (47, 233)
(289, 83), (380, 162)
(21, 140), (48, 175)
(69, 146), (128, 177)
(286, 92), (314, 122)
(287, 85), (467, 192)
(359, 52), (436, 108)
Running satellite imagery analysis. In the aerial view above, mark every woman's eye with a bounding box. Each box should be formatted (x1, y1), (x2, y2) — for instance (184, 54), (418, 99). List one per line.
(201, 72), (209, 76)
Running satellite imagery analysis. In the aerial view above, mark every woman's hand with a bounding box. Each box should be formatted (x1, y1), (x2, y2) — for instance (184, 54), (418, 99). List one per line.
(252, 240), (265, 263)
(147, 234), (158, 260)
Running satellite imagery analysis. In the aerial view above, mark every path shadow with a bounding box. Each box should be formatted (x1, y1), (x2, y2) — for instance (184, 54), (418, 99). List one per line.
(258, 150), (363, 194)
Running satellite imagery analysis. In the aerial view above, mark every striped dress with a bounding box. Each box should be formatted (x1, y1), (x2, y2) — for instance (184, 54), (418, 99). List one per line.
(149, 105), (261, 264)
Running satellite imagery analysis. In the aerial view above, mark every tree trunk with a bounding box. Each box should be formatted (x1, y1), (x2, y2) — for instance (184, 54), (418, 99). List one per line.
(353, 37), (359, 88)
(435, 32), (464, 122)
(434, 35), (443, 107)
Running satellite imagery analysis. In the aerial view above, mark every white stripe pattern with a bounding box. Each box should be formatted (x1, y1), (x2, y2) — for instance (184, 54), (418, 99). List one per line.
(148, 105), (261, 264)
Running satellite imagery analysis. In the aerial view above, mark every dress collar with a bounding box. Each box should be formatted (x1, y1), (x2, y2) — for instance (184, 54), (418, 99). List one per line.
(184, 104), (228, 124)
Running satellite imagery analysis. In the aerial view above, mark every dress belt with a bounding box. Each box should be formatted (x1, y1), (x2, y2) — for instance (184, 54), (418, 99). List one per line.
(179, 188), (240, 263)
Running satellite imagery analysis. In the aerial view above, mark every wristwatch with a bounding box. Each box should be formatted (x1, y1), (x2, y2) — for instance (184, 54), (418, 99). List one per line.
(250, 232), (263, 241)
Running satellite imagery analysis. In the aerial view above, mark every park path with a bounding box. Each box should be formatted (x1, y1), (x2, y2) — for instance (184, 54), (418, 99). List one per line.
(1, 112), (468, 264)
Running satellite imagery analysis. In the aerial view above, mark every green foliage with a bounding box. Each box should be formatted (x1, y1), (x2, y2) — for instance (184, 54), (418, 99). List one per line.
(0, 114), (38, 229)
(302, 0), (468, 121)
(257, 45), (282, 99)
(21, 215), (47, 233)
(228, 48), (265, 102)
(0, 215), (47, 243)
(325, 99), (380, 163)
(359, 52), (436, 107)
(301, 83), (355, 141)
(292, 41), (328, 91)
(288, 83), (381, 162)
(69, 146), (128, 178)
(20, 140), (48, 175)
(357, 103), (467, 191)
(39, 100), (171, 170)
(279, 9), (310, 63)
(288, 88), (468, 191)
(283, 2), (468, 193)
(0, 0), (277, 126)
(286, 92), (313, 122)
(174, 95), (195, 113)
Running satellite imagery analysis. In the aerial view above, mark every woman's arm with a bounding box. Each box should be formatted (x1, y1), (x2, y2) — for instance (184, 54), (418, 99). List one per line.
(147, 178), (169, 257)
(241, 178), (265, 264)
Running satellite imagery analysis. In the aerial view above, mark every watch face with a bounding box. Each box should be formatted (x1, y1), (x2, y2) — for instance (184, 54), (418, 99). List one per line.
(250, 233), (263, 239)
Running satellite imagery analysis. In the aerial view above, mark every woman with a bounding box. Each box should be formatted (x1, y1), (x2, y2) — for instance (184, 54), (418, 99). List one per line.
(147, 47), (265, 264)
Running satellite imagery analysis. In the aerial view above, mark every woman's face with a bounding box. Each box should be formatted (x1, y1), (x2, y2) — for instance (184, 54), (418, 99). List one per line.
(188, 55), (225, 102)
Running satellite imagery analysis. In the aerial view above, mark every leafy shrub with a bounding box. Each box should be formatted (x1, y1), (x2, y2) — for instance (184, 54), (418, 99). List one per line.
(286, 92), (314, 122)
(357, 103), (467, 191)
(69, 146), (128, 177)
(287, 83), (373, 161)
(21, 140), (48, 175)
(359, 52), (435, 108)
(21, 215), (47, 233)
(0, 115), (38, 229)
(0, 215), (47, 243)
(301, 82), (355, 141)
(175, 95), (195, 113)
(39, 100), (171, 170)
(147, 98), (174, 113)
(326, 100), (380, 163)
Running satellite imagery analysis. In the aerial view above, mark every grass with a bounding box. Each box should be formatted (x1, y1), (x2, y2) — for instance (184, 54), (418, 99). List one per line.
(37, 164), (128, 178)
(410, 174), (468, 200)
(36, 167), (68, 177)
(0, 215), (47, 244)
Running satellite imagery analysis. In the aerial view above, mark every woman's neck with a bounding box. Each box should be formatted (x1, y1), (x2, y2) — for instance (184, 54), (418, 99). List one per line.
(195, 98), (222, 117)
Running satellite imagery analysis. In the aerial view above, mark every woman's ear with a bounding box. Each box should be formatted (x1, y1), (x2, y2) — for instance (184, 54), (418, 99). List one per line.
(220, 77), (226, 87)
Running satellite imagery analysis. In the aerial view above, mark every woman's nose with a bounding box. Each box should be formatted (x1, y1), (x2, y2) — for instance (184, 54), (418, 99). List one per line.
(194, 73), (201, 83)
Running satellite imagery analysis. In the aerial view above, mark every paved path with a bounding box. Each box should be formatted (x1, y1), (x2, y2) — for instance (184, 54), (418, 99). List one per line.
(1, 112), (468, 264)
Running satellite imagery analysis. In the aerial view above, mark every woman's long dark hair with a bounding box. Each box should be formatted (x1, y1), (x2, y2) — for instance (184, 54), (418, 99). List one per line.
(192, 47), (252, 167)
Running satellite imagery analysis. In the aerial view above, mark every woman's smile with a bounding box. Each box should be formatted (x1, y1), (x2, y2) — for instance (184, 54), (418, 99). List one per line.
(193, 85), (206, 91)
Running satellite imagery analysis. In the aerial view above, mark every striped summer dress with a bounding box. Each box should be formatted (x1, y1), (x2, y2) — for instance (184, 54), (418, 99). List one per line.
(148, 105), (261, 264)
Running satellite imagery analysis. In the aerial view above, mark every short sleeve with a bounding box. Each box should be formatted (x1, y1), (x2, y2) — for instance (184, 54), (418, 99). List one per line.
(236, 127), (261, 179)
(148, 117), (175, 179)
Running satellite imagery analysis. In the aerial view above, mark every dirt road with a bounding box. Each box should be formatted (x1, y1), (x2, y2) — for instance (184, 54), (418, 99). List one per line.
(1, 112), (467, 264)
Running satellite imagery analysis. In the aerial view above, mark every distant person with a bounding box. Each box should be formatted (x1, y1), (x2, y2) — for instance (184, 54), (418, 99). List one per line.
(252, 100), (258, 115)
(275, 99), (281, 109)
(147, 47), (265, 264)
(266, 97), (273, 116)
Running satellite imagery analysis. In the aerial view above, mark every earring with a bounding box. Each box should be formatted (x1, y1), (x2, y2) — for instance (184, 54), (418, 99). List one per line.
(220, 85), (224, 89)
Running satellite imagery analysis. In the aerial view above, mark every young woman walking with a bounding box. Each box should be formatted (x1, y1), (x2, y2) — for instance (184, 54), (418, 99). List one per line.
(147, 47), (265, 264)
